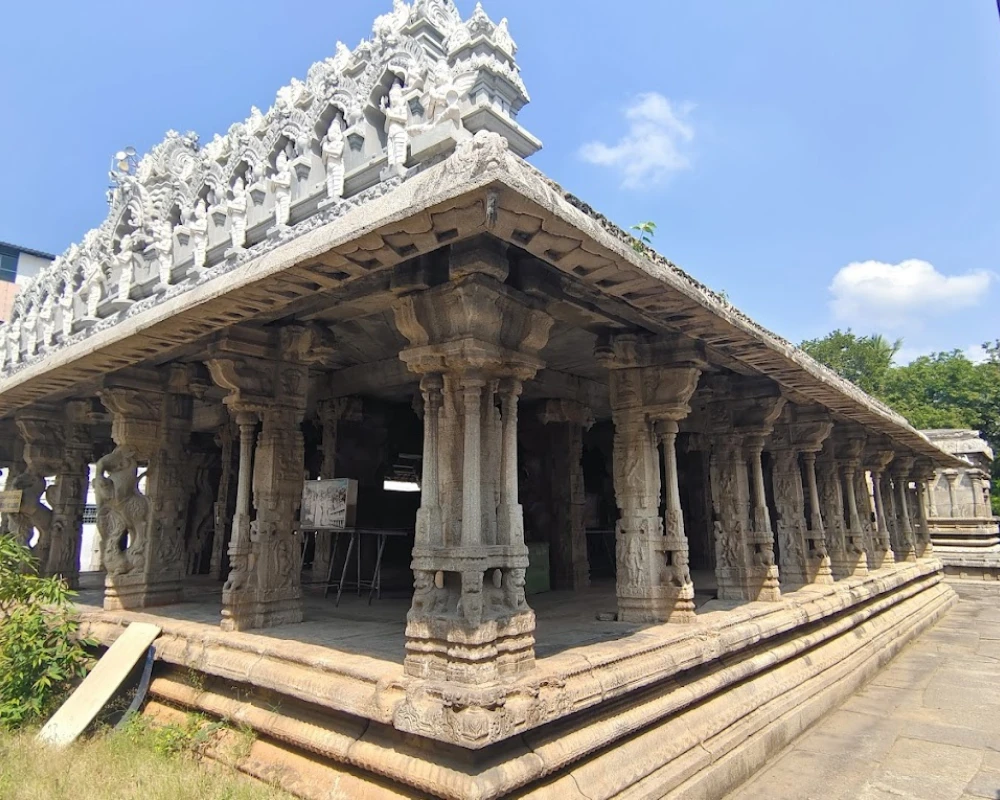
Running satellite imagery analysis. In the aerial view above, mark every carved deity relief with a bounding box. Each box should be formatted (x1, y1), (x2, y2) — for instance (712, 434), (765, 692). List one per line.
(227, 176), (249, 249)
(187, 200), (209, 269)
(322, 117), (346, 201)
(112, 232), (138, 305)
(270, 151), (293, 227)
(770, 449), (807, 580)
(382, 82), (410, 176)
(93, 446), (150, 577)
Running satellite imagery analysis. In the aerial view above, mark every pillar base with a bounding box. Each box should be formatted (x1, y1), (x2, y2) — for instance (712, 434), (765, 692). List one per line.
(104, 570), (184, 611)
(808, 554), (836, 585)
(404, 610), (536, 684)
(618, 584), (695, 624)
(221, 587), (303, 632)
(831, 549), (868, 580)
(868, 546), (895, 570)
(717, 566), (781, 603)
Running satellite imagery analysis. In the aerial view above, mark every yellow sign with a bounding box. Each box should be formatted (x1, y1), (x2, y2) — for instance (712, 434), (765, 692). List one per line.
(0, 490), (23, 514)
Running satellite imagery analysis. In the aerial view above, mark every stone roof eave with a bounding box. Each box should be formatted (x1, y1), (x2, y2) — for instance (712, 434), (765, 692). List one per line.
(0, 138), (964, 468)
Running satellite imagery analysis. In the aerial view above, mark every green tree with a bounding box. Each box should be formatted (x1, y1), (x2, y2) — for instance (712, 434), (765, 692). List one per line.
(802, 331), (1000, 515)
(800, 329), (902, 396)
(0, 535), (93, 729)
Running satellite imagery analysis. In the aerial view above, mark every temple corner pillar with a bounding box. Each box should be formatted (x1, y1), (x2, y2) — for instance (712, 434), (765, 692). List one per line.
(392, 252), (553, 686)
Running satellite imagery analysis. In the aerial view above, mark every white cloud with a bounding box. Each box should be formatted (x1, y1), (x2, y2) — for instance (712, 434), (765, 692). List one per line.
(579, 93), (694, 189)
(829, 259), (991, 328)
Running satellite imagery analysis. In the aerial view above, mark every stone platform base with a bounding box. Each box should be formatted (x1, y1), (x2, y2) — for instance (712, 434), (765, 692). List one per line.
(79, 561), (955, 800)
(939, 550), (1000, 585)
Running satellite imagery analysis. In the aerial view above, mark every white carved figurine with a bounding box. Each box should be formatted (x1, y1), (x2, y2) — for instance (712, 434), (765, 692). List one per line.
(227, 176), (248, 249)
(83, 265), (106, 318)
(322, 118), (346, 201)
(382, 82), (409, 176)
(40, 291), (56, 348)
(59, 285), (74, 338)
(6, 315), (22, 365)
(423, 63), (475, 128)
(270, 151), (293, 227)
(113, 232), (137, 305)
(189, 199), (209, 268)
(23, 302), (38, 356)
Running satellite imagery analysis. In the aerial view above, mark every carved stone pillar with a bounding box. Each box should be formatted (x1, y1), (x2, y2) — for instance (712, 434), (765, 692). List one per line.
(890, 455), (917, 562)
(209, 420), (234, 580)
(13, 409), (62, 571)
(912, 460), (935, 559)
(311, 397), (362, 580)
(206, 326), (322, 631)
(833, 428), (869, 578)
(866, 448), (896, 569)
(707, 379), (784, 603)
(943, 470), (959, 517)
(98, 368), (193, 610)
(538, 400), (594, 591)
(393, 263), (553, 683)
(769, 407), (833, 588)
(816, 439), (859, 579)
(17, 403), (94, 588)
(598, 334), (706, 622)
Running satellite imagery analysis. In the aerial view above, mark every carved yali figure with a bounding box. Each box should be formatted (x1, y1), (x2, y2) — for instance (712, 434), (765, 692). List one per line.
(10, 472), (53, 562)
(93, 446), (150, 576)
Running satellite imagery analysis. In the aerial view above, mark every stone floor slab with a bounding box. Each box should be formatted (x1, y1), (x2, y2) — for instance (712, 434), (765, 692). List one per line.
(727, 592), (1000, 800)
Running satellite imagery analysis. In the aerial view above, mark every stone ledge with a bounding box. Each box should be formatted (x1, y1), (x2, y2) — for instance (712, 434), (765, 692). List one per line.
(83, 562), (953, 799)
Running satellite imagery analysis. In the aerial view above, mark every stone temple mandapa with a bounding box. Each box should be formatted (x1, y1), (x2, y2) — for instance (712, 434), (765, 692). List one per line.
(0, 2), (966, 798)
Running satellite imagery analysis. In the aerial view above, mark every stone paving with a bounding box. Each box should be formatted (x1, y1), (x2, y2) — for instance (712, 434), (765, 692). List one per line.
(728, 585), (1000, 800)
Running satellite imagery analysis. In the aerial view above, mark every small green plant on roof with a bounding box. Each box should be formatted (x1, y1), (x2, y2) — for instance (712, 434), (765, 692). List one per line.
(630, 221), (657, 255)
(0, 534), (94, 729)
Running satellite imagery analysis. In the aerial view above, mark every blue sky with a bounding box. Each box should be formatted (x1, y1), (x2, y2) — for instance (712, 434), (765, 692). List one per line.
(2, 0), (997, 362)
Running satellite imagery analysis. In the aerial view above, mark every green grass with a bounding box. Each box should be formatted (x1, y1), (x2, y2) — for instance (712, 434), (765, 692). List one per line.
(0, 716), (292, 800)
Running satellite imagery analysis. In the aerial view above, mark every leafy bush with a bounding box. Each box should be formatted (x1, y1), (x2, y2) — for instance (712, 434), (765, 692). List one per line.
(0, 534), (93, 729)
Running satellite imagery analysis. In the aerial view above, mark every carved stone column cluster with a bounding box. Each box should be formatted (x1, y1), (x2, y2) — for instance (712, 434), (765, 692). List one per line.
(97, 366), (193, 610)
(537, 399), (594, 591)
(598, 334), (706, 622)
(766, 405), (834, 588)
(889, 454), (917, 562)
(206, 326), (325, 631)
(912, 460), (936, 559)
(15, 402), (93, 588)
(866, 447), (896, 570)
(707, 379), (784, 603)
(816, 438), (855, 580)
(392, 251), (553, 683)
(833, 427), (870, 579)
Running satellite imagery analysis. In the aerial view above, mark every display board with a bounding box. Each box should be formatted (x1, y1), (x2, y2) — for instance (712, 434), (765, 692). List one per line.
(0, 490), (23, 514)
(300, 478), (358, 529)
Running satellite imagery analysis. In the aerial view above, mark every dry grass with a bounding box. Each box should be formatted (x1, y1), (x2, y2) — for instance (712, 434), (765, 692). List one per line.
(0, 718), (293, 800)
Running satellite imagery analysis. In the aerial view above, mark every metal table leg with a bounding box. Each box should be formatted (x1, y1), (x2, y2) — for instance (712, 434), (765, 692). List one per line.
(368, 533), (389, 605)
(336, 531), (357, 607)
